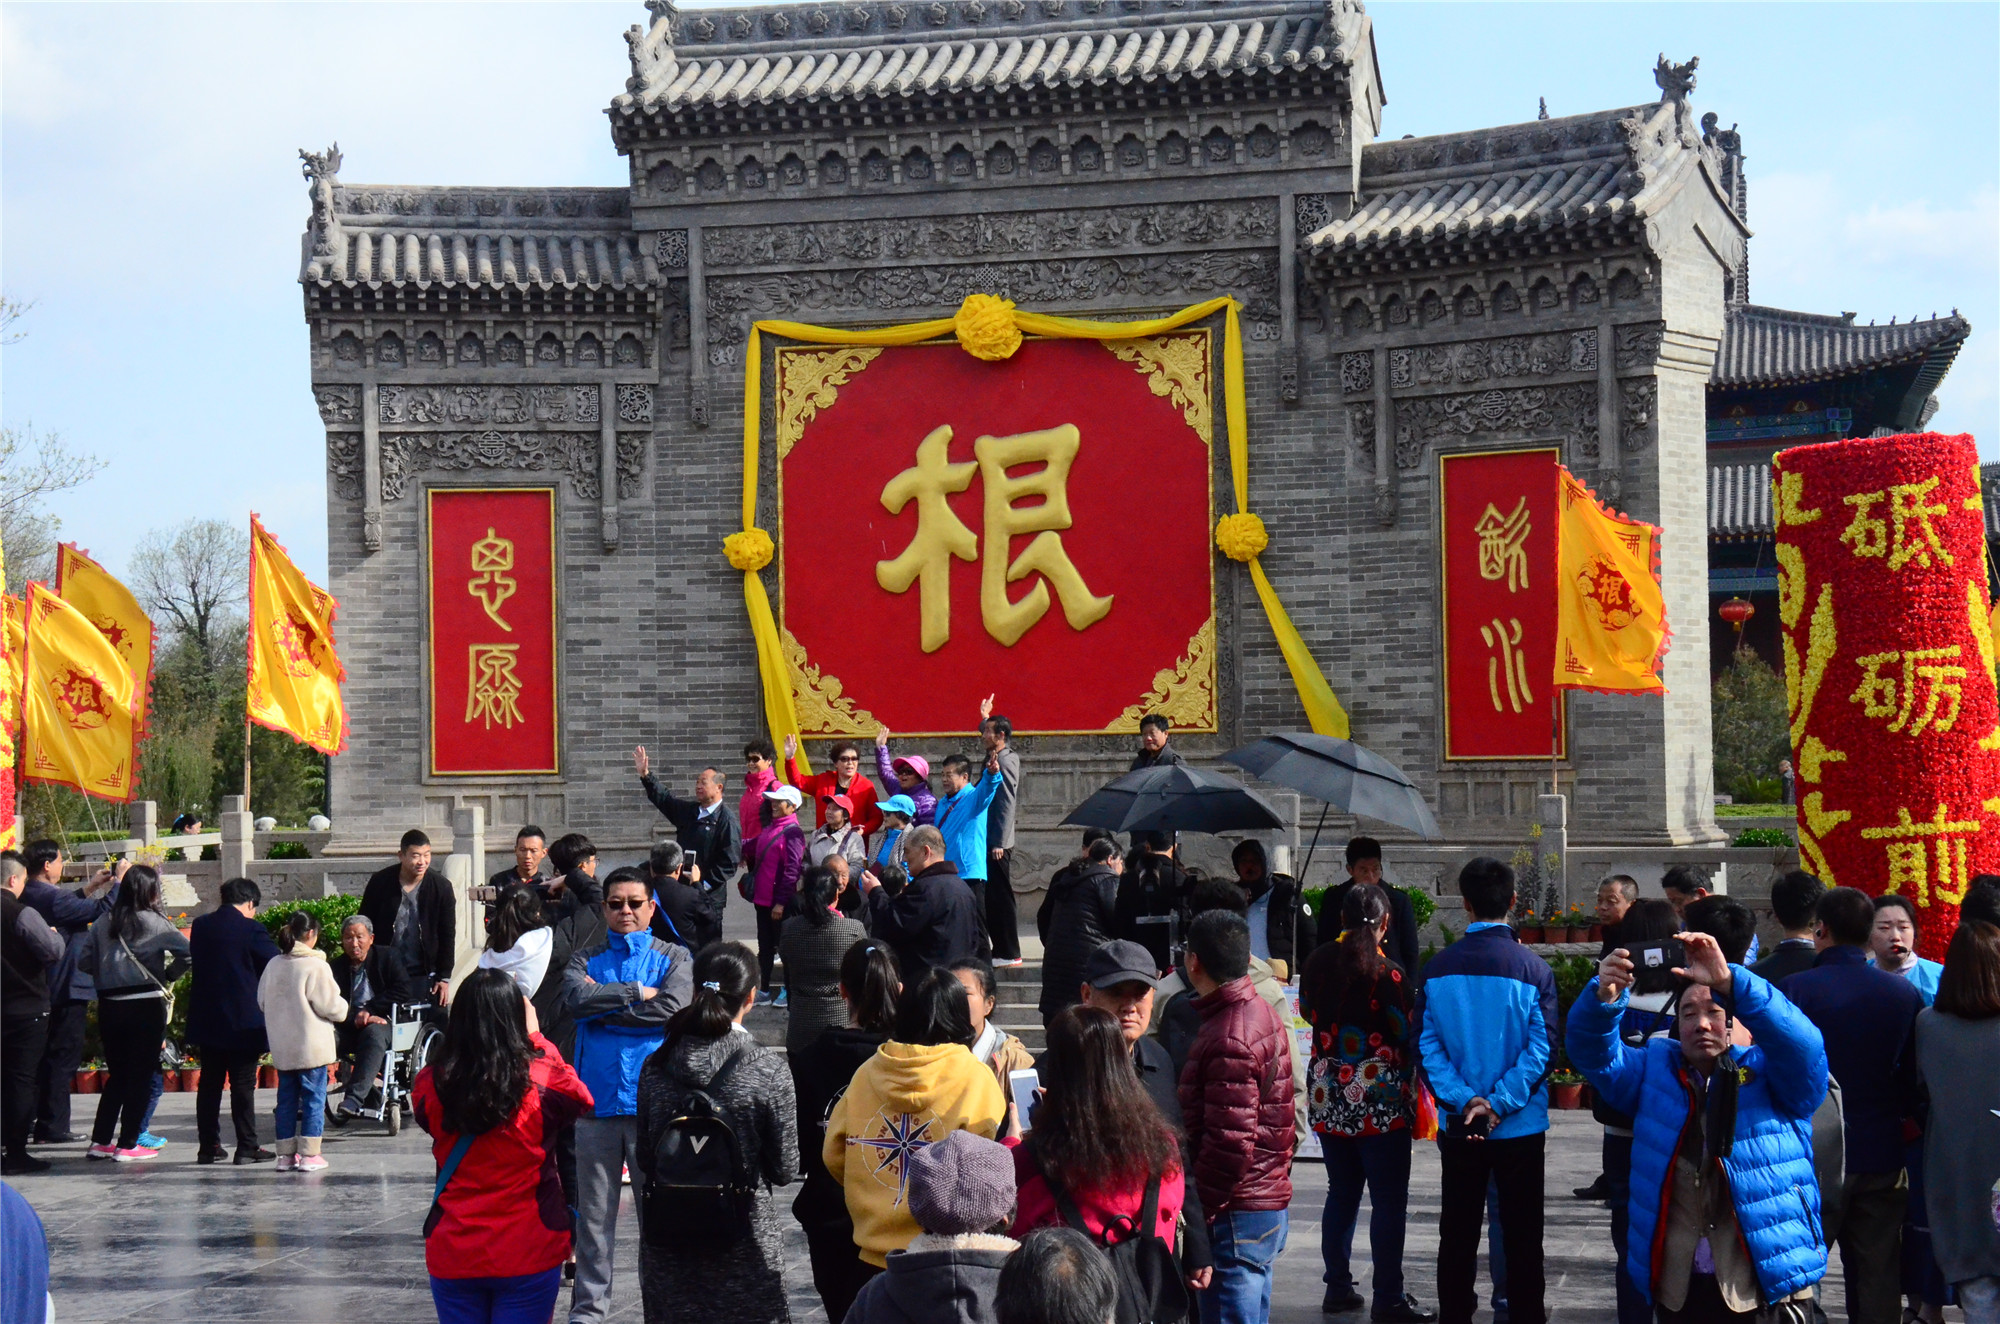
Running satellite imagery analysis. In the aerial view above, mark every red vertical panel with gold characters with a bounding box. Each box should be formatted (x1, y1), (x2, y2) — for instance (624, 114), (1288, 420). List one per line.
(427, 488), (559, 776)
(1774, 432), (1999, 960)
(1440, 448), (1565, 760)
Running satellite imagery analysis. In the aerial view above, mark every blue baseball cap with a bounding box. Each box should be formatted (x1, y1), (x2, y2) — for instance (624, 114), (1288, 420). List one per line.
(881, 794), (917, 819)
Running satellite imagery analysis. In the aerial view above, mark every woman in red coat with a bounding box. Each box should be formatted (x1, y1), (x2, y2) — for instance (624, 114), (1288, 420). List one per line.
(412, 968), (593, 1324)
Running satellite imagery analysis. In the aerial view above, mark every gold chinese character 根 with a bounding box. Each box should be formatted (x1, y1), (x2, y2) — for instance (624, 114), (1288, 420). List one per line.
(1859, 803), (1980, 905)
(973, 425), (1114, 647)
(876, 423), (1112, 651)
(466, 643), (525, 730)
(468, 528), (518, 632)
(1480, 616), (1534, 714)
(1848, 645), (1966, 736)
(1474, 497), (1532, 593)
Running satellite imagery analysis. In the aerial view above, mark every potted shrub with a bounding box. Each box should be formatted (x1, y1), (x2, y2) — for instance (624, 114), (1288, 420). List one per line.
(1549, 1069), (1586, 1109)
(1517, 911), (1545, 944)
(72, 1068), (96, 1095)
(181, 1065), (201, 1093)
(259, 1058), (279, 1090)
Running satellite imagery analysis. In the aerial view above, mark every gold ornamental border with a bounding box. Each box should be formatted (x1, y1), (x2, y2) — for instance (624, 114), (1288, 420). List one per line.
(772, 333), (1216, 736)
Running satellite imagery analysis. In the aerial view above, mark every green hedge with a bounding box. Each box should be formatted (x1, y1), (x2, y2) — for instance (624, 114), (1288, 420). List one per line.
(258, 894), (362, 940)
(1731, 827), (1794, 848)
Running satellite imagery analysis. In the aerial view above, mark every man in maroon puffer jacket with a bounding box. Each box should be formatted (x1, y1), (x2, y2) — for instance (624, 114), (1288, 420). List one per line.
(1179, 907), (1296, 1324)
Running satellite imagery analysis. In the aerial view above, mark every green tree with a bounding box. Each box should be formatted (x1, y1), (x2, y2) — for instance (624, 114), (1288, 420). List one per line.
(1712, 647), (1790, 801)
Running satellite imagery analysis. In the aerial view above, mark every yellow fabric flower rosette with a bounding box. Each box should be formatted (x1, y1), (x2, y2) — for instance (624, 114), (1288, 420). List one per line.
(727, 294), (1351, 760)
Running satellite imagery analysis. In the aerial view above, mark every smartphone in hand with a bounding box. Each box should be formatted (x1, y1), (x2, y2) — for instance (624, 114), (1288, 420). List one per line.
(1008, 1068), (1041, 1132)
(1628, 938), (1689, 996)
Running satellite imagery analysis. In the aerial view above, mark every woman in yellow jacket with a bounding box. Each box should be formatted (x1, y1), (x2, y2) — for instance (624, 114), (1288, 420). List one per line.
(822, 967), (1006, 1277)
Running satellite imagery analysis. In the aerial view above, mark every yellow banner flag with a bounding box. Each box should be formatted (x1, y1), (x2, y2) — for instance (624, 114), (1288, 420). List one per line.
(22, 582), (139, 801)
(56, 543), (154, 733)
(247, 515), (347, 755)
(1, 593), (21, 724)
(1551, 465), (1670, 693)
(0, 531), (17, 850)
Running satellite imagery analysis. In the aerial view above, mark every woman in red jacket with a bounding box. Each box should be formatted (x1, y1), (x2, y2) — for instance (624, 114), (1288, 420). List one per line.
(1009, 1004), (1206, 1292)
(412, 968), (593, 1324)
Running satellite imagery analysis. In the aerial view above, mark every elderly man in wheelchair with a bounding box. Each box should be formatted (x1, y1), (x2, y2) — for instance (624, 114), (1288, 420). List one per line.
(327, 914), (433, 1131)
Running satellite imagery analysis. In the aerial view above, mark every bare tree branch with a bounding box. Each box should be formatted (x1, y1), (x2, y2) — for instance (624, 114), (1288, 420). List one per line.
(128, 518), (249, 662)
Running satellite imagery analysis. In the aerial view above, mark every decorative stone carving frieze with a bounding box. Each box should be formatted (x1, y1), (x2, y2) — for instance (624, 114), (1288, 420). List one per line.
(334, 188), (629, 221)
(656, 229), (689, 270)
(617, 435), (647, 499)
(1392, 384), (1598, 470)
(1295, 193), (1337, 238)
(1339, 352), (1373, 395)
(327, 434), (363, 500)
(1381, 329), (1597, 392)
(378, 384), (602, 427)
(616, 384), (655, 424)
(700, 201), (1278, 271)
(1620, 379), (1657, 451)
(314, 385), (361, 424)
(1348, 401), (1376, 472)
(1614, 323), (1665, 371)
(705, 252), (1280, 361)
(379, 431), (602, 501)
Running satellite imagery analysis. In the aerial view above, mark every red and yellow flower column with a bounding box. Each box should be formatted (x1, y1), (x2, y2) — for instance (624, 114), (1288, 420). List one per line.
(1774, 432), (1998, 960)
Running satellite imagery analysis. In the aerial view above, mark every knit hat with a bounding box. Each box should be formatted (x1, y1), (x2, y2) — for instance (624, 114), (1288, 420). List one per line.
(903, 1129), (1016, 1236)
(892, 754), (930, 781)
(881, 794), (917, 820)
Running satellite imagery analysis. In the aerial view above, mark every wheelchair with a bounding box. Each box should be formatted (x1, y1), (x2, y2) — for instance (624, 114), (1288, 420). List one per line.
(328, 1002), (442, 1136)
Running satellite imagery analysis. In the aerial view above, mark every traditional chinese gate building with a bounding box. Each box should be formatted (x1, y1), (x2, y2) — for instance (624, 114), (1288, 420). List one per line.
(300, 0), (1766, 903)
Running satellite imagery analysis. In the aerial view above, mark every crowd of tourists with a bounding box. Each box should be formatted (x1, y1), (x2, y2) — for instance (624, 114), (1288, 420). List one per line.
(4, 710), (2000, 1324)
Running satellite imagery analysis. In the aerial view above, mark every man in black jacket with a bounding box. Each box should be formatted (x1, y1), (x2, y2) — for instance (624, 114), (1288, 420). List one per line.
(20, 840), (117, 1144)
(645, 841), (719, 953)
(1231, 840), (1316, 980)
(488, 824), (550, 898)
(1033, 939), (1213, 1289)
(634, 748), (742, 895)
(186, 878), (281, 1163)
(358, 829), (456, 1006)
(1128, 713), (1187, 770)
(327, 914), (417, 1116)
(1749, 870), (1824, 984)
(1036, 832), (1121, 1026)
(1316, 836), (1420, 977)
(860, 826), (980, 986)
(3, 858), (64, 1174)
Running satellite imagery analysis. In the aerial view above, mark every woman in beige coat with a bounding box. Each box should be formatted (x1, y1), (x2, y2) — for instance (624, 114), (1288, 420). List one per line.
(255, 912), (349, 1172)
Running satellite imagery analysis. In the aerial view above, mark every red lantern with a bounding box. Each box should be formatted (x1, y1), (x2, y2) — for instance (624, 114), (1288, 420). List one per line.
(1718, 597), (1755, 635)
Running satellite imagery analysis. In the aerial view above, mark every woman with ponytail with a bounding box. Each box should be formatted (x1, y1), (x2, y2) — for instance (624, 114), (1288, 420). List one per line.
(790, 939), (902, 1322)
(1298, 882), (1430, 1321)
(412, 968), (592, 1324)
(634, 941), (797, 1324)
(254, 910), (349, 1172)
(79, 864), (190, 1161)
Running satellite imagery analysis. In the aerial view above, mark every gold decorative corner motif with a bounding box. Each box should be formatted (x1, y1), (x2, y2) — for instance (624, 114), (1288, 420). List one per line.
(1104, 332), (1212, 447)
(781, 627), (879, 736)
(776, 347), (883, 459)
(1109, 617), (1216, 732)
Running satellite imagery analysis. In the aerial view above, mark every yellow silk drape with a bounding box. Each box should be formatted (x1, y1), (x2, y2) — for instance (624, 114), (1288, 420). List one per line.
(732, 295), (1350, 764)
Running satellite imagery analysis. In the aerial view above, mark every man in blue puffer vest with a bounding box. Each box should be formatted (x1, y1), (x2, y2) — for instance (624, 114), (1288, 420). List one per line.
(1569, 929), (1828, 1323)
(1416, 856), (1555, 1324)
(564, 866), (692, 1324)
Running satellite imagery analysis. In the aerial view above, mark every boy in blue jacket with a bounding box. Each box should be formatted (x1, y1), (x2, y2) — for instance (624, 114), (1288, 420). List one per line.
(563, 867), (692, 1324)
(1416, 857), (1555, 1324)
(1569, 929), (1828, 1322)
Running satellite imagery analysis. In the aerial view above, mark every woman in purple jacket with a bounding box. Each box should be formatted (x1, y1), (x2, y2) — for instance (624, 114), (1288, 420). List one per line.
(742, 785), (807, 1004)
(873, 728), (937, 826)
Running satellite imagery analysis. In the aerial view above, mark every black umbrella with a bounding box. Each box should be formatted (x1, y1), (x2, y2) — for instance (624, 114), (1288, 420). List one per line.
(1060, 763), (1287, 836)
(1220, 732), (1442, 841)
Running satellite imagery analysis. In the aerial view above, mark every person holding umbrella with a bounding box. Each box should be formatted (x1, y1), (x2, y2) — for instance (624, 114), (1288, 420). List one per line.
(1231, 841), (1315, 982)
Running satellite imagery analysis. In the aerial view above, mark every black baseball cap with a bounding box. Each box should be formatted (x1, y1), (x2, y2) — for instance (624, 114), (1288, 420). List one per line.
(1082, 939), (1160, 989)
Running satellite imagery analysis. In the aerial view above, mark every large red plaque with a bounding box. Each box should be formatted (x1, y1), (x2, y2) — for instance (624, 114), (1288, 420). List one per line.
(1440, 448), (1566, 760)
(777, 334), (1215, 735)
(428, 488), (559, 776)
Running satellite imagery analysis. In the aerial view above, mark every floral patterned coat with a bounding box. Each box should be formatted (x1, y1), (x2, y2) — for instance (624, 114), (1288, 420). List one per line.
(1300, 953), (1416, 1137)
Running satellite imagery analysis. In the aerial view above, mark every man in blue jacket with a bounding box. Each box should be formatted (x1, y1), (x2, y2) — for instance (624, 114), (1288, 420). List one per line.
(563, 866), (691, 1324)
(934, 749), (1002, 953)
(1569, 929), (1828, 1322)
(1777, 886), (1922, 1324)
(1415, 857), (1554, 1324)
(186, 878), (282, 1164)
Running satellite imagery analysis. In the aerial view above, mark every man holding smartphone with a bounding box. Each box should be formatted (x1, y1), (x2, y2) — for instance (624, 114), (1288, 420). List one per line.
(1414, 857), (1554, 1324)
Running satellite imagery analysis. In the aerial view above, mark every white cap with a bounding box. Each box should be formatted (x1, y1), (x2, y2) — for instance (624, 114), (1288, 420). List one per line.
(764, 784), (804, 808)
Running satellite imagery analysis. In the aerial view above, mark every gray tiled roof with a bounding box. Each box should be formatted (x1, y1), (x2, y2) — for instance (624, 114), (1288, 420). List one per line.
(300, 188), (655, 291)
(616, 0), (1365, 113)
(1708, 461), (1773, 538)
(1305, 100), (1712, 274)
(1712, 304), (1970, 390)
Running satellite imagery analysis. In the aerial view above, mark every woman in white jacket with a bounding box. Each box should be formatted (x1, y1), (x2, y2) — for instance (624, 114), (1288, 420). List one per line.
(256, 912), (349, 1173)
(476, 887), (553, 996)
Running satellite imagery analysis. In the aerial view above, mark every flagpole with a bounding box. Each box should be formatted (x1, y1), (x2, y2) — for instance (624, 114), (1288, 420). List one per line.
(242, 713), (252, 805)
(1550, 699), (1560, 799)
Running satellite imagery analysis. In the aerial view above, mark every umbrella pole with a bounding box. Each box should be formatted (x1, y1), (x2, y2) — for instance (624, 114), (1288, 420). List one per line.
(1298, 802), (1331, 888)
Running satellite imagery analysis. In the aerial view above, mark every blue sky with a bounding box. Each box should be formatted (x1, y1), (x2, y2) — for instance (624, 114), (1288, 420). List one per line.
(4, 2), (1993, 583)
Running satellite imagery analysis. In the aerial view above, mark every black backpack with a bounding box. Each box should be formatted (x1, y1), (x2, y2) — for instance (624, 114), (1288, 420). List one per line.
(643, 1046), (758, 1247)
(1034, 1151), (1190, 1324)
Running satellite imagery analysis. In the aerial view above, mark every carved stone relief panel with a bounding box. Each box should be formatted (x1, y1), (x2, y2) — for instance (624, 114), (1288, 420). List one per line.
(1615, 323), (1664, 371)
(616, 435), (647, 499)
(327, 433), (363, 500)
(1384, 329), (1597, 391)
(1393, 384), (1599, 470)
(379, 432), (601, 501)
(700, 200), (1279, 270)
(656, 229), (689, 270)
(1620, 379), (1657, 451)
(1339, 352), (1373, 395)
(314, 385), (361, 424)
(1295, 193), (1337, 238)
(1348, 401), (1377, 472)
(616, 384), (655, 424)
(705, 252), (1281, 362)
(378, 385), (602, 427)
